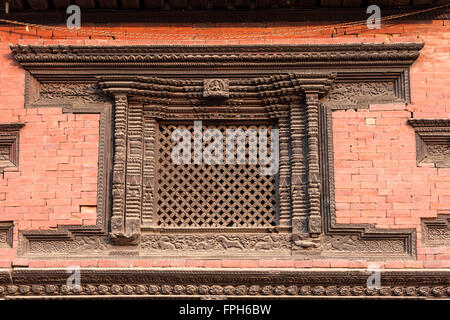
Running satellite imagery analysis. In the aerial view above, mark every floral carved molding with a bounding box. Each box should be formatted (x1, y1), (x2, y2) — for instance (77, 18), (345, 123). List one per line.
(0, 269), (449, 299)
(9, 43), (424, 259)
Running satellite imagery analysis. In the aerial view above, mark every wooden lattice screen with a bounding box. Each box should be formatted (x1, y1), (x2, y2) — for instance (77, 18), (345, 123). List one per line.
(154, 122), (278, 228)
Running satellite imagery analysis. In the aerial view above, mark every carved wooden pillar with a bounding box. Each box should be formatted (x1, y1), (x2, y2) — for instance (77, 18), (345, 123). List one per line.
(125, 103), (144, 238)
(142, 112), (157, 226)
(289, 98), (309, 238)
(110, 94), (128, 237)
(304, 91), (322, 236)
(110, 94), (141, 245)
(277, 114), (291, 228)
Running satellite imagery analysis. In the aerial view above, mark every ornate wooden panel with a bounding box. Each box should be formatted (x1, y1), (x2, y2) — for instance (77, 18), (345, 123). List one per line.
(10, 43), (424, 259)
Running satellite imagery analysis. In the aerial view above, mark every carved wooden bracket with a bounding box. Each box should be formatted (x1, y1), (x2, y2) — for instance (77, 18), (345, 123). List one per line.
(10, 43), (423, 259)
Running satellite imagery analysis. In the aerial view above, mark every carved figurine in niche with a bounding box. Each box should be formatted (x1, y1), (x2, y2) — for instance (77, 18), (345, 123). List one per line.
(203, 79), (229, 99)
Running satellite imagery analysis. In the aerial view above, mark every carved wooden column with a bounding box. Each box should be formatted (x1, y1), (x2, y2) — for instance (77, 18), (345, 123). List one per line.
(265, 102), (291, 229)
(124, 103), (144, 240)
(277, 112), (292, 228)
(110, 94), (128, 239)
(289, 98), (309, 239)
(304, 91), (322, 237)
(141, 111), (157, 226)
(110, 94), (141, 245)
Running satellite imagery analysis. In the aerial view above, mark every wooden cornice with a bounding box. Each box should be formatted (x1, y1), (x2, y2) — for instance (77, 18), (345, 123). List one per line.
(0, 268), (449, 299)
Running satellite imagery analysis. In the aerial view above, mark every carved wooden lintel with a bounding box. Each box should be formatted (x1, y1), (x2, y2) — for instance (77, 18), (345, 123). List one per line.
(11, 43), (424, 69)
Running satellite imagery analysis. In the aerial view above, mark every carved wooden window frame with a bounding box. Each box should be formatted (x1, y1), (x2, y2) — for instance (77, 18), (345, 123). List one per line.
(0, 221), (14, 248)
(10, 43), (423, 259)
(421, 214), (450, 247)
(0, 123), (25, 174)
(408, 119), (450, 168)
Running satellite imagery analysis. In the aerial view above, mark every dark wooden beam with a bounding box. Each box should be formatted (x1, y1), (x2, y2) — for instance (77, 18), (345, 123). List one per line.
(52, 0), (71, 9)
(212, 0), (228, 8)
(144, 0), (164, 8)
(191, 0), (207, 8)
(278, 0), (294, 8)
(412, 0), (434, 5)
(389, 0), (410, 6)
(75, 0), (96, 8)
(27, 0), (49, 10)
(342, 0), (361, 7)
(121, 0), (139, 8)
(295, 0), (317, 7)
(169, 0), (187, 9)
(1, 7), (447, 24)
(321, 0), (342, 7)
(10, 0), (27, 9)
(255, 0), (271, 8)
(2, 0), (447, 11)
(368, 0), (389, 6)
(389, 0), (409, 7)
(97, 0), (118, 9)
(233, 0), (251, 8)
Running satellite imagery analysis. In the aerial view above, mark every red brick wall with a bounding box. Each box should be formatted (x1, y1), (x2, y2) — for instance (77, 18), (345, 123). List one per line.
(0, 19), (449, 269)
(333, 103), (450, 267)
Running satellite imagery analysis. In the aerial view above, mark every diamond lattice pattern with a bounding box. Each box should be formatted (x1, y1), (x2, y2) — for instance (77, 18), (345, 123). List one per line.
(154, 122), (277, 227)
